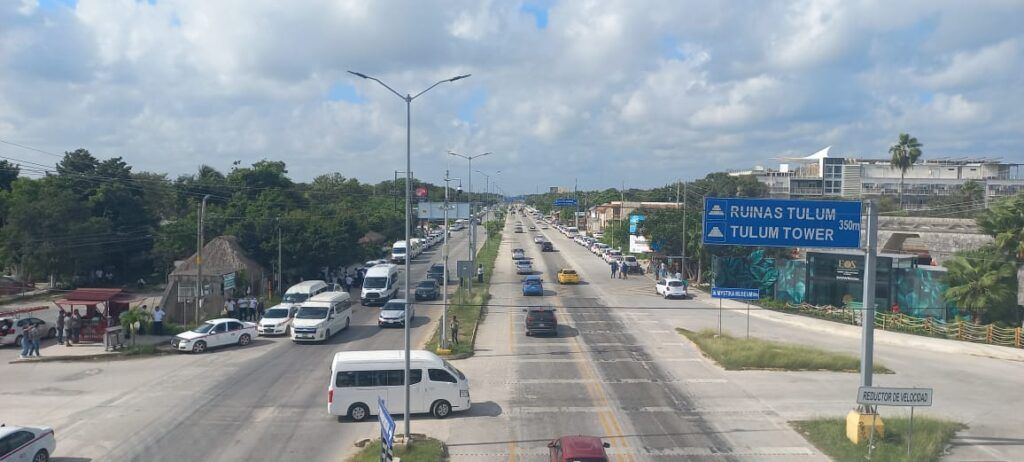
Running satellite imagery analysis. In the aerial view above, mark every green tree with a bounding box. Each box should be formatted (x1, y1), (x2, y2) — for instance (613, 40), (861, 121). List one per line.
(0, 160), (18, 192)
(943, 245), (1017, 323)
(977, 192), (1024, 260)
(888, 133), (923, 209)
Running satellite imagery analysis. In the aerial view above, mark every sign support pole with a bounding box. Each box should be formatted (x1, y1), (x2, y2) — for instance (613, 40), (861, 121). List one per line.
(718, 297), (723, 337)
(860, 199), (879, 391)
(908, 406), (915, 457)
(746, 300), (750, 339)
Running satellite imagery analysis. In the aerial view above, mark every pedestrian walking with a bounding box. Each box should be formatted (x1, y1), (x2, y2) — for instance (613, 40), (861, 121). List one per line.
(451, 316), (460, 346)
(153, 305), (165, 336)
(659, 262), (667, 279)
(70, 310), (82, 344)
(620, 265), (628, 279)
(29, 323), (40, 357)
(226, 298), (237, 319)
(610, 261), (619, 278)
(19, 324), (31, 358)
(56, 311), (65, 345)
(63, 317), (72, 347)
(345, 274), (355, 292)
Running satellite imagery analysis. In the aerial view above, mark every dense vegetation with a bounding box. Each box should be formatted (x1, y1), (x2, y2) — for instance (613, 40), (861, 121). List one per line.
(0, 149), (498, 287)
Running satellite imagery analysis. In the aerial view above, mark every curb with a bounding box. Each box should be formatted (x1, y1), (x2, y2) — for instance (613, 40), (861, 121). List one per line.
(9, 345), (175, 364)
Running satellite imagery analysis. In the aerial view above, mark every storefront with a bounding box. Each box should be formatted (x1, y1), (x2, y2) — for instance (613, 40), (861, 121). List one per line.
(55, 288), (139, 343)
(805, 250), (917, 309)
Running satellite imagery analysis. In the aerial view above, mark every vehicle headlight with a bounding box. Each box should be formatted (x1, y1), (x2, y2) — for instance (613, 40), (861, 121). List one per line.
(178, 338), (190, 344)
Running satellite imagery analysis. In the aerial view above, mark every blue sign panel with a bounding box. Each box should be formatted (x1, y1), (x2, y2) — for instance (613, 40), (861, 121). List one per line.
(553, 198), (577, 207)
(628, 214), (645, 234)
(711, 287), (761, 300)
(378, 397), (396, 448)
(702, 197), (862, 248)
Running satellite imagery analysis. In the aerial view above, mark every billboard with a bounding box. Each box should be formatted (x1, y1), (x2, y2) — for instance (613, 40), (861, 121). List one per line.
(703, 197), (862, 248)
(629, 235), (651, 253)
(417, 202), (470, 220)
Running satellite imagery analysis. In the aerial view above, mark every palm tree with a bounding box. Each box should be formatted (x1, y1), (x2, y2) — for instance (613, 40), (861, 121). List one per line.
(977, 193), (1024, 260)
(943, 246), (1016, 322)
(888, 133), (923, 209)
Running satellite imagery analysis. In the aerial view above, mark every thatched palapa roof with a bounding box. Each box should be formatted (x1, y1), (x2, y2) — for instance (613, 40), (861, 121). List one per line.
(171, 235), (267, 277)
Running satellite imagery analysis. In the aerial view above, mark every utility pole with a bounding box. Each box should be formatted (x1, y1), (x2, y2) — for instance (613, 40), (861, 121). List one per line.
(277, 219), (283, 295)
(448, 151), (492, 292)
(574, 178), (579, 230)
(440, 170), (460, 350)
(860, 199), (879, 389)
(681, 181), (687, 279)
(196, 194), (210, 325)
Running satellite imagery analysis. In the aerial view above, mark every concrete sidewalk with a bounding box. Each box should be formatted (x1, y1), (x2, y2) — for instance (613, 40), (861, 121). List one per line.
(11, 334), (174, 363)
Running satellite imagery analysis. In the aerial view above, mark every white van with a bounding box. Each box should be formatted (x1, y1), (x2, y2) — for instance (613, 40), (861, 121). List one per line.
(391, 241), (408, 263)
(291, 292), (353, 342)
(409, 238), (424, 257)
(328, 350), (471, 421)
(361, 264), (400, 306)
(282, 280), (329, 308)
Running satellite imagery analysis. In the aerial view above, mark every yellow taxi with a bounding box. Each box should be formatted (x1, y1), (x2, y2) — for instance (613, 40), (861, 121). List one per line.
(556, 268), (580, 284)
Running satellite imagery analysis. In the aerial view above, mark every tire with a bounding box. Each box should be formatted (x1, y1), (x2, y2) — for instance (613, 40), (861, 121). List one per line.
(525, 330), (531, 336)
(344, 317), (350, 329)
(47, 327), (56, 339)
(33, 449), (49, 462)
(431, 400), (452, 419)
(238, 334), (251, 346)
(192, 341), (207, 353)
(325, 329), (331, 341)
(349, 403), (370, 422)
(284, 325), (291, 336)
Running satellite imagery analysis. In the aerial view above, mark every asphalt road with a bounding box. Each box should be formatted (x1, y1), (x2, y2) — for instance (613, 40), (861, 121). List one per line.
(0, 223), (483, 462)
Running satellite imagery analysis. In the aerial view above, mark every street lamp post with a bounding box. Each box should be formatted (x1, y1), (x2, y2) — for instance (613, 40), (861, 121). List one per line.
(475, 169), (501, 202)
(441, 170), (461, 350)
(350, 70), (470, 441)
(449, 151), (491, 291)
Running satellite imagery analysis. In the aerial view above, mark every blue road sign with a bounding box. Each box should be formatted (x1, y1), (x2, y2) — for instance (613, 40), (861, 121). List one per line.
(378, 397), (396, 450)
(628, 214), (645, 234)
(553, 197), (577, 206)
(711, 287), (761, 300)
(702, 197), (862, 248)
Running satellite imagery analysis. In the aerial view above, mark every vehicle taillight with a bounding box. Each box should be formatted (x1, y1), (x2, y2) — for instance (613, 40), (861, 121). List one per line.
(328, 389), (334, 403)
(527, 316), (534, 322)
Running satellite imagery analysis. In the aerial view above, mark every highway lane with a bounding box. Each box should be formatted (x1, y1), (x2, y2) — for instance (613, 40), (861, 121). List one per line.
(0, 223), (483, 462)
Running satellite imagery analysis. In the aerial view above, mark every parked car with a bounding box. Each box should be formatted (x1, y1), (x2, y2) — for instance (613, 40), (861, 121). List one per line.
(621, 255), (641, 274)
(556, 269), (580, 284)
(172, 318), (257, 353)
(524, 306), (557, 336)
(0, 424), (56, 462)
(522, 275), (544, 296)
(378, 299), (415, 328)
(0, 317), (53, 346)
(655, 278), (689, 299)
(548, 435), (610, 462)
(541, 241), (554, 252)
(415, 280), (440, 301)
(258, 304), (297, 336)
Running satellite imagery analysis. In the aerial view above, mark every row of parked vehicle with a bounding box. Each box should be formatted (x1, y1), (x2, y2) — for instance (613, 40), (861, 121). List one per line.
(390, 228), (450, 263)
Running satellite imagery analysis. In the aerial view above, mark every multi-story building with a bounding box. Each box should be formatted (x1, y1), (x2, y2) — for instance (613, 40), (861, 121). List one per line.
(586, 201), (682, 235)
(732, 146), (1024, 209)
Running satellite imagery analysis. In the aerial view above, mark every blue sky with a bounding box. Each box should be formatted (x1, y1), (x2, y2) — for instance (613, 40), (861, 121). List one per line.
(0, 1), (1022, 193)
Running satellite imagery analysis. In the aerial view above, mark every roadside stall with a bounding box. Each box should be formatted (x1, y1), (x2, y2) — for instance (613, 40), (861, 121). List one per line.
(54, 288), (139, 348)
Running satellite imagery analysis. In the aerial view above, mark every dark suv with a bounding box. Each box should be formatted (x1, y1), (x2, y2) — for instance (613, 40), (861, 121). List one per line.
(524, 306), (557, 336)
(541, 241), (554, 252)
(426, 263), (447, 285)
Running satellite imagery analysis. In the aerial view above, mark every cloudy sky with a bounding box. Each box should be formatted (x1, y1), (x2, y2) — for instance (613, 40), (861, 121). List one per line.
(1, 0), (1022, 194)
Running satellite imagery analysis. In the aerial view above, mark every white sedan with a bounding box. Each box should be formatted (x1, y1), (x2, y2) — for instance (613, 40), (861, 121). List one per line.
(655, 278), (689, 299)
(171, 318), (257, 353)
(0, 424), (56, 462)
(258, 305), (297, 336)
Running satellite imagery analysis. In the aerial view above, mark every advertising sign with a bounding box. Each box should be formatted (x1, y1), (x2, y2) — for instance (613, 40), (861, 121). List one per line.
(553, 198), (577, 207)
(416, 202), (470, 220)
(703, 197), (862, 248)
(628, 214), (646, 234)
(629, 235), (651, 253)
(836, 258), (862, 281)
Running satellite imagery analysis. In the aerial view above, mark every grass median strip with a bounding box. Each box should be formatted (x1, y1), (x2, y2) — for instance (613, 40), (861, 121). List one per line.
(677, 328), (893, 373)
(792, 417), (964, 462)
(349, 436), (447, 462)
(425, 223), (502, 357)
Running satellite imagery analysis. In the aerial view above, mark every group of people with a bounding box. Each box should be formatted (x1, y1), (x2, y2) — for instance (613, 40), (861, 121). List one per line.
(55, 310), (84, 347)
(653, 261), (683, 280)
(334, 267), (366, 292)
(609, 260), (629, 279)
(226, 297), (262, 321)
(16, 321), (42, 358)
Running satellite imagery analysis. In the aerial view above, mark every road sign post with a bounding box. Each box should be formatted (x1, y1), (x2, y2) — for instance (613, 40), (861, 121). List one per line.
(378, 397), (396, 462)
(711, 287), (760, 337)
(702, 197), (862, 248)
(857, 386), (933, 457)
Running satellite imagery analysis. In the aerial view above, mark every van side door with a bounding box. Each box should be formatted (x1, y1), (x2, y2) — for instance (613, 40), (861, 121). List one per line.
(426, 368), (459, 410)
(338, 299), (352, 330)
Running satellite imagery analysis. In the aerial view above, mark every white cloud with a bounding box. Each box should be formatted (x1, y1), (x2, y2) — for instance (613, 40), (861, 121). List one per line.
(0, 0), (1020, 192)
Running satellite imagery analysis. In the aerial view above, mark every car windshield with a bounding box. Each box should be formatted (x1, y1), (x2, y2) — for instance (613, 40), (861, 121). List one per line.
(625, 256), (637, 262)
(282, 293), (309, 303)
(562, 270), (576, 275)
(263, 308), (290, 318)
(525, 280), (541, 286)
(296, 307), (329, 319)
(382, 301), (406, 311)
(191, 323), (215, 334)
(417, 281), (435, 288)
(364, 277), (387, 289)
(393, 247), (406, 254)
(443, 359), (466, 380)
(428, 266), (443, 274)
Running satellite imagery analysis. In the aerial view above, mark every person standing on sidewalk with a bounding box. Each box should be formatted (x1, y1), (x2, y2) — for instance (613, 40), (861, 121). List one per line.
(153, 305), (165, 336)
(477, 265), (484, 283)
(70, 310), (82, 344)
(19, 323), (31, 358)
(610, 260), (619, 279)
(63, 317), (72, 347)
(450, 316), (460, 346)
(29, 323), (40, 357)
(55, 311), (66, 345)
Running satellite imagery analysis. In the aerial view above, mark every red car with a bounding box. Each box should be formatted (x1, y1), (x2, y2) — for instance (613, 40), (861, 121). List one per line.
(548, 435), (610, 462)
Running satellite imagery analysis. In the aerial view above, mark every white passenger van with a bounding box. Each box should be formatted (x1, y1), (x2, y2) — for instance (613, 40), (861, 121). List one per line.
(391, 241), (408, 263)
(361, 264), (400, 306)
(291, 292), (352, 342)
(328, 350), (471, 422)
(281, 280), (329, 308)
(409, 238), (424, 258)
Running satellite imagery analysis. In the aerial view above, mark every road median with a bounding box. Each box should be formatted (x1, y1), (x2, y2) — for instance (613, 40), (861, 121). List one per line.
(792, 417), (964, 462)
